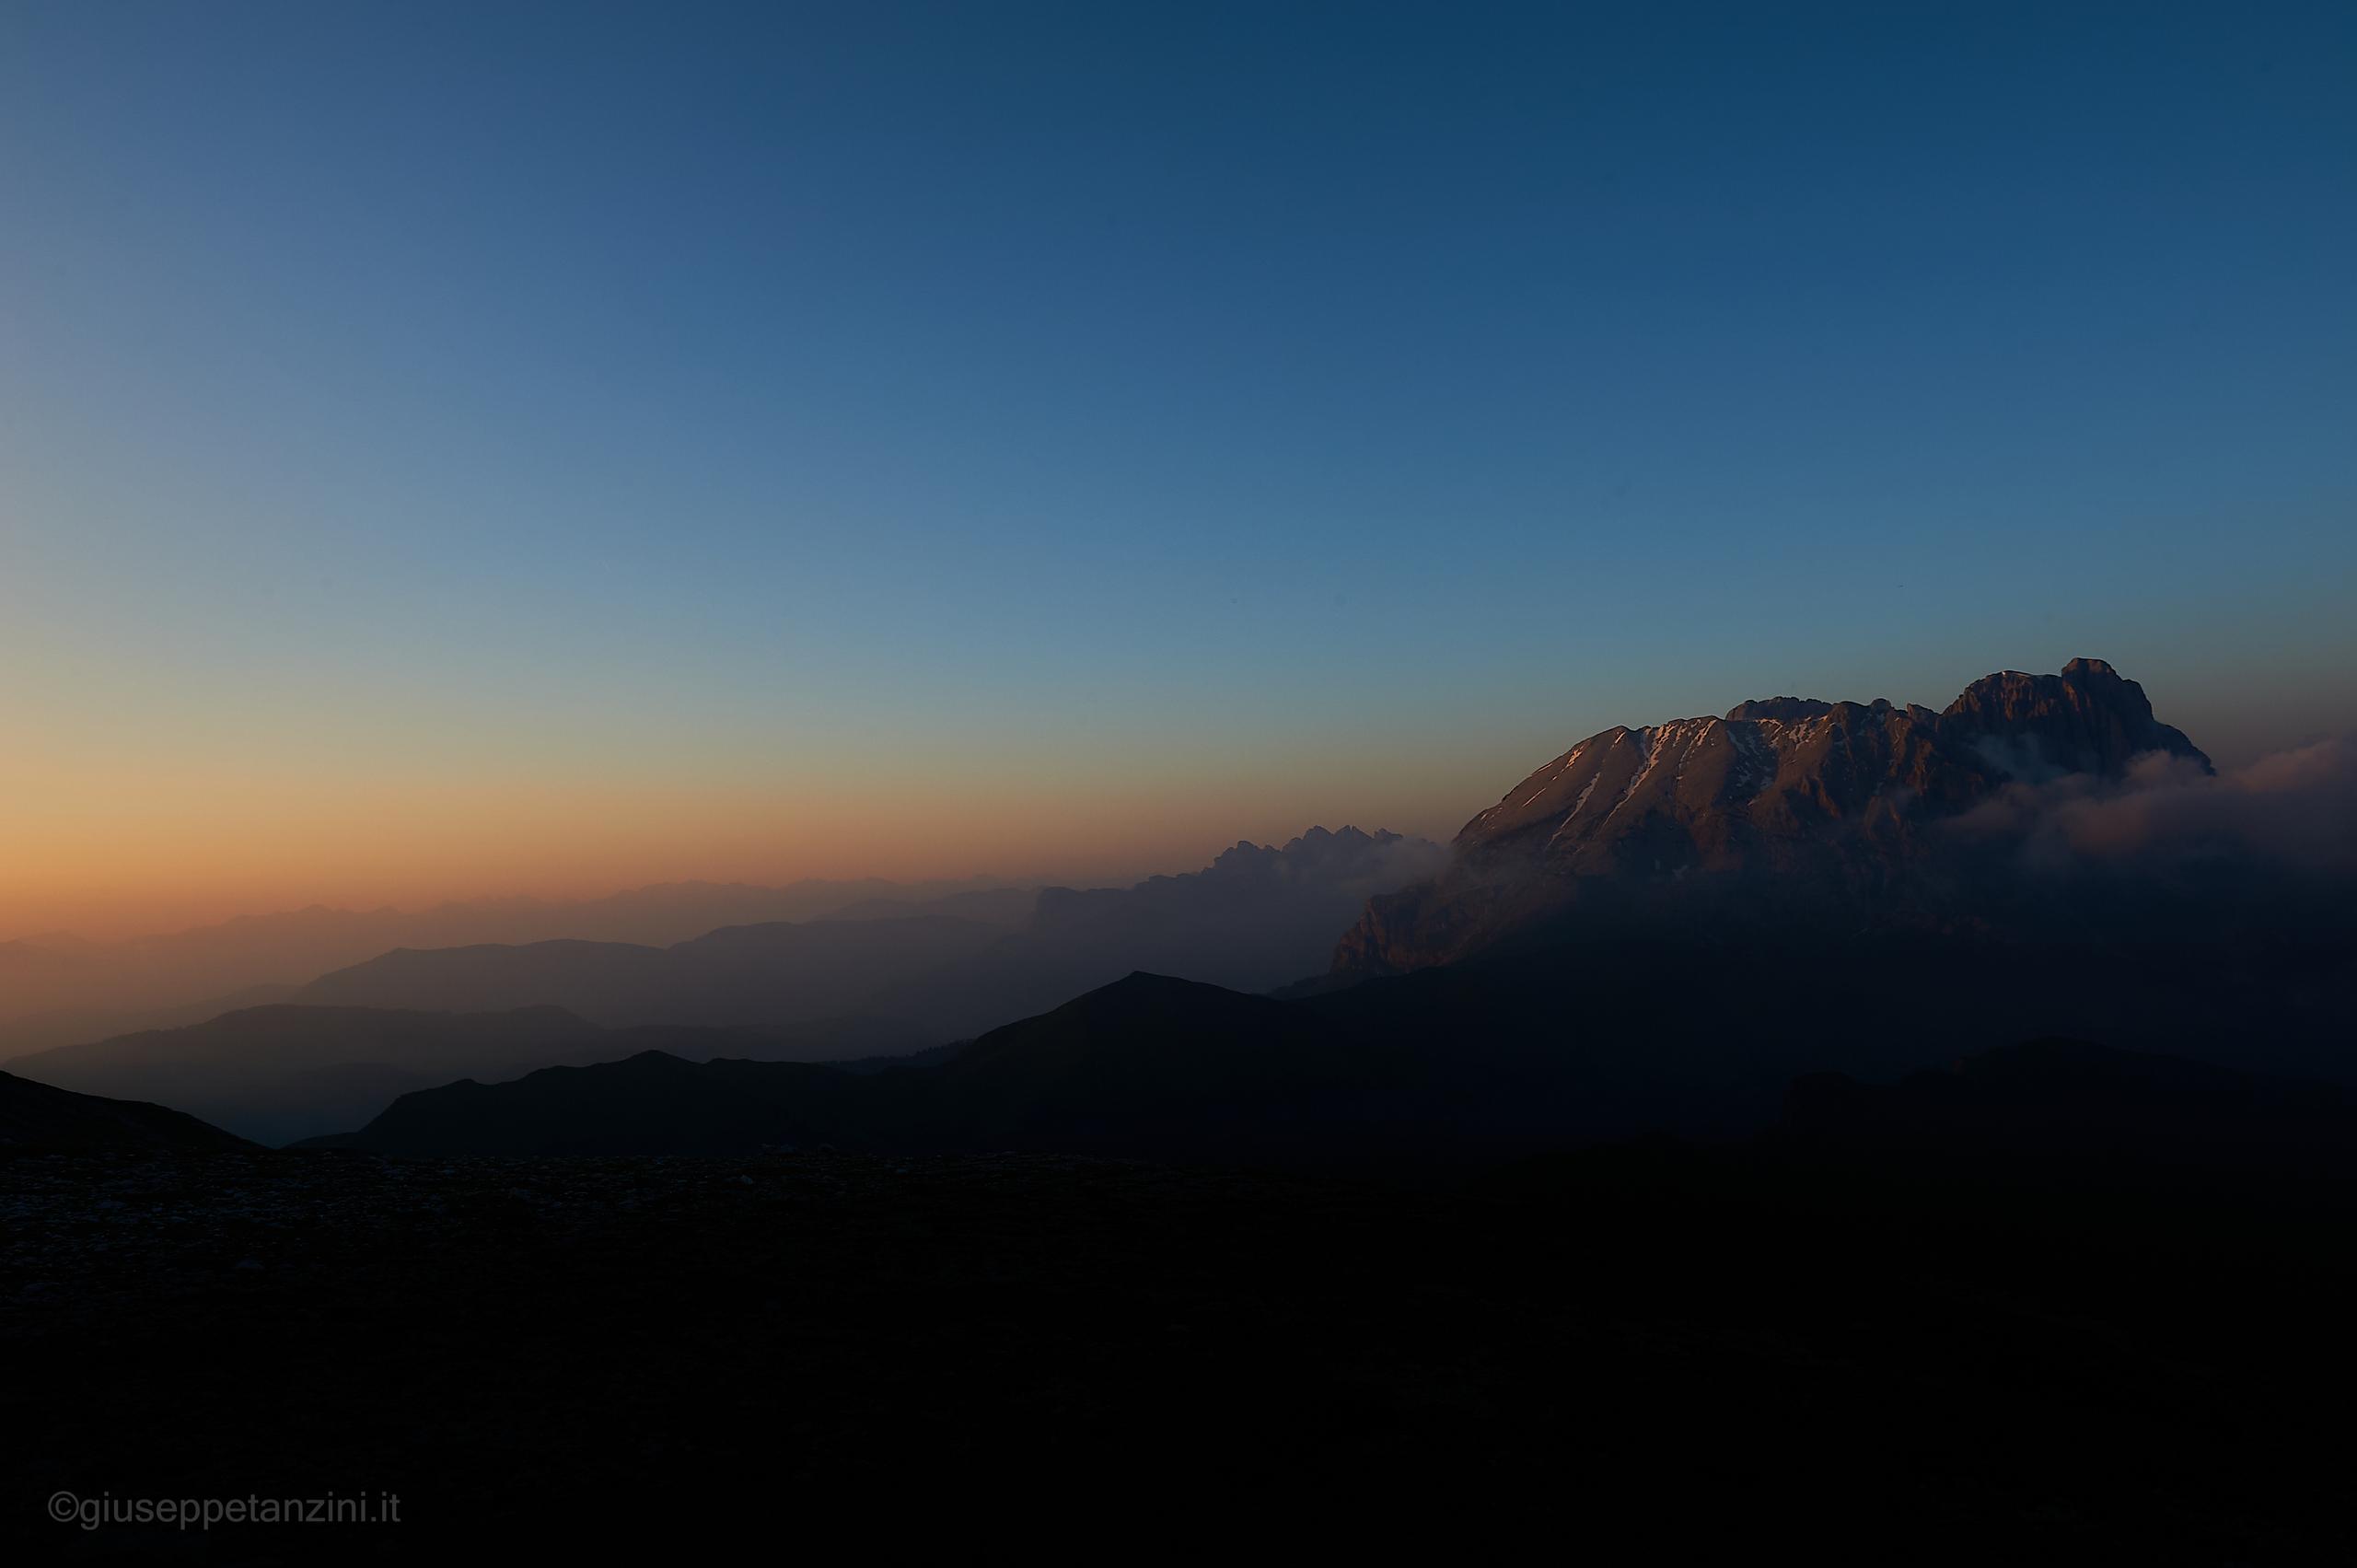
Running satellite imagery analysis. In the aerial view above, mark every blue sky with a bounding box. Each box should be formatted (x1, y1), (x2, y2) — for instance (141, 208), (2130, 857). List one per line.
(3, 3), (2353, 927)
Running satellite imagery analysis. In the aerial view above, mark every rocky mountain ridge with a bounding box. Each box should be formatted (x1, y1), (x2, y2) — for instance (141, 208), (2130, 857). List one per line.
(1338, 659), (2210, 971)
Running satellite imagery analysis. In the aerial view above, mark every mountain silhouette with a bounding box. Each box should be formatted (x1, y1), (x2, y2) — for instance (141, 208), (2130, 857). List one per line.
(4, 1005), (802, 1145)
(6, 829), (1444, 1144)
(284, 953), (1957, 1161)
(296, 1049), (879, 1156)
(299, 970), (1531, 1160)
(299, 965), (2357, 1170)
(0, 1067), (255, 1150)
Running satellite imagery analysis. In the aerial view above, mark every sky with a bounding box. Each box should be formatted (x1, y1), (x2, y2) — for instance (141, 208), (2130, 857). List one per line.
(4, 2), (2354, 938)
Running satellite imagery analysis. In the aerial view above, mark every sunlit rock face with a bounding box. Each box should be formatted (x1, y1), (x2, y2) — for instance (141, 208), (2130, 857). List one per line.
(1940, 657), (2209, 782)
(1335, 660), (2212, 973)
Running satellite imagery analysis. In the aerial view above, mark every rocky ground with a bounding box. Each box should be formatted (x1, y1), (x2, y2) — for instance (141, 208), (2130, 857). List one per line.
(6, 1143), (2355, 1561)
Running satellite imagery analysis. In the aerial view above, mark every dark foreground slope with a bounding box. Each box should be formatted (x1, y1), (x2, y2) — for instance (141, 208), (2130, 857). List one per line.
(304, 970), (1650, 1162)
(8, 1131), (2356, 1559)
(300, 1050), (880, 1156)
(7, 1005), (616, 1146)
(0, 1069), (253, 1151)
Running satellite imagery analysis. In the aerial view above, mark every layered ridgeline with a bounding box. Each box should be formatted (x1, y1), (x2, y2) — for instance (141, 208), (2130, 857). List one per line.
(296, 826), (1439, 1046)
(5, 829), (1441, 1144)
(0, 876), (1029, 1061)
(1338, 659), (2213, 972)
(240, 659), (2354, 1159)
(0, 830), (1438, 1066)
(5, 1005), (719, 1145)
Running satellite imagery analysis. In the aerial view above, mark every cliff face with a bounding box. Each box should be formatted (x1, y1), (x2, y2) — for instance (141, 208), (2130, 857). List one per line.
(1940, 657), (2207, 780)
(1335, 659), (2211, 974)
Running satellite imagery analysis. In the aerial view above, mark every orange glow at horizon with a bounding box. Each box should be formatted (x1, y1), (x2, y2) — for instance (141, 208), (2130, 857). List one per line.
(0, 758), (1477, 943)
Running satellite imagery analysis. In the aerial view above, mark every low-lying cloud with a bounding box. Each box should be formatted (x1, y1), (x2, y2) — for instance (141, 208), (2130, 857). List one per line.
(1952, 737), (2357, 874)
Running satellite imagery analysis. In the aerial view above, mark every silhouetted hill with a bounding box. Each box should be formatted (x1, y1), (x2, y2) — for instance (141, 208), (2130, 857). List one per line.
(292, 976), (1296, 1158)
(3, 1005), (788, 1146)
(0, 1068), (254, 1150)
(899, 964), (1733, 1157)
(893, 973), (1354, 1156)
(301, 970), (1504, 1161)
(304, 921), (2357, 1163)
(297, 1051), (876, 1156)
(283, 958), (1801, 1161)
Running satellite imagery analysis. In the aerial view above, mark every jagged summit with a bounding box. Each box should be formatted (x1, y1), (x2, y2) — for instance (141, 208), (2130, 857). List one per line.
(1941, 656), (2207, 779)
(1724, 697), (1834, 722)
(1337, 659), (2212, 973)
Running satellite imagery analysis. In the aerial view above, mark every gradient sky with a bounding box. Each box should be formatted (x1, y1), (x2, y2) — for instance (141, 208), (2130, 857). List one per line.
(5, 2), (2354, 937)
